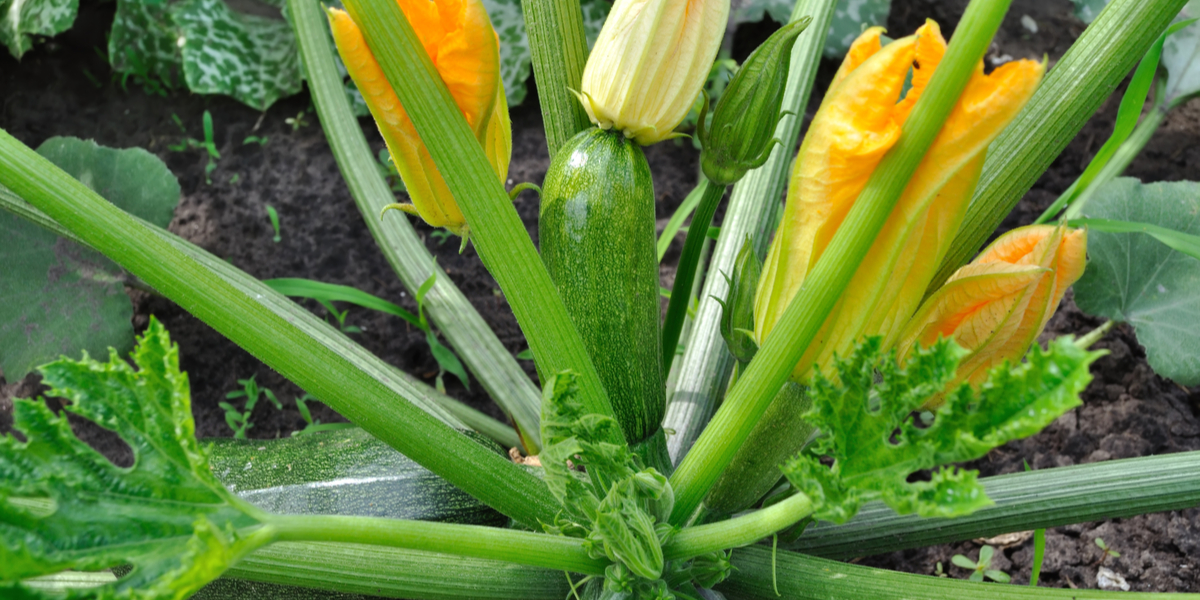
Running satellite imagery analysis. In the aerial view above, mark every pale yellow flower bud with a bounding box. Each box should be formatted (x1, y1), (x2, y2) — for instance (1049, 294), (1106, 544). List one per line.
(579, 0), (729, 145)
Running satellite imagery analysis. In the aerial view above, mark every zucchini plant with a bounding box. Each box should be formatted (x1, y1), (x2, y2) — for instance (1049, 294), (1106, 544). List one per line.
(3, 0), (1200, 597)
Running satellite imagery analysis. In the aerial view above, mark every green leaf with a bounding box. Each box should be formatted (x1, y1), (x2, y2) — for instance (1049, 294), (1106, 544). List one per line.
(1074, 177), (1200, 385)
(172, 0), (303, 110)
(782, 337), (1099, 525)
(264, 278), (421, 328)
(579, 0), (610, 48)
(0, 318), (270, 599)
(733, 0), (890, 58)
(0, 0), (77, 59)
(108, 0), (181, 86)
(0, 138), (179, 380)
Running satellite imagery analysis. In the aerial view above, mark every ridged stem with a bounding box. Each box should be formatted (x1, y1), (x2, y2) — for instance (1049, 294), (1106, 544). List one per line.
(289, 0), (543, 450)
(521, 0), (593, 158)
(662, 0), (838, 466)
(790, 450), (1200, 559)
(668, 0), (1014, 526)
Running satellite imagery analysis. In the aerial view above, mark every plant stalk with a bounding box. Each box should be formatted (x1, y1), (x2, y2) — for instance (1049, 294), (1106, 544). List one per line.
(789, 450), (1200, 559)
(289, 0), (543, 450)
(342, 0), (623, 444)
(662, 0), (837, 466)
(0, 134), (560, 528)
(223, 542), (570, 599)
(667, 0), (1014, 525)
(931, 0), (1189, 291)
(662, 492), (812, 561)
(521, 0), (593, 158)
(661, 177), (726, 374)
(269, 515), (607, 575)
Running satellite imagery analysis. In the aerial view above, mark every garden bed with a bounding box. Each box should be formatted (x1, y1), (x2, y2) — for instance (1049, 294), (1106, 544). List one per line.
(2, 0), (1199, 593)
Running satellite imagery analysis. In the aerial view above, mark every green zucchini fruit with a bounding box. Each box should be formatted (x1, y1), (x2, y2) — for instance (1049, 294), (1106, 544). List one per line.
(205, 428), (506, 525)
(539, 127), (665, 448)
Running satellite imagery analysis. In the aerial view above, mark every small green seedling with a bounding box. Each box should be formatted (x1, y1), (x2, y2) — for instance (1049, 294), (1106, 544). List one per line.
(317, 298), (362, 334)
(935, 561), (948, 578)
(417, 272), (469, 393)
(951, 546), (1011, 583)
(1095, 538), (1121, 563)
(219, 375), (282, 439)
(243, 135), (269, 147)
(229, 173), (240, 185)
(266, 205), (282, 242)
(1025, 460), (1047, 586)
(115, 46), (171, 97)
(291, 393), (357, 436)
(516, 348), (534, 361)
(168, 111), (220, 184)
(429, 229), (453, 246)
(286, 110), (310, 130)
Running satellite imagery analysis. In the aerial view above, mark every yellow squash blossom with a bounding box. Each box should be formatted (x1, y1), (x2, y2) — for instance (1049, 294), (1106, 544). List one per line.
(898, 224), (1087, 401)
(753, 21), (1044, 382)
(579, 0), (729, 145)
(328, 0), (511, 237)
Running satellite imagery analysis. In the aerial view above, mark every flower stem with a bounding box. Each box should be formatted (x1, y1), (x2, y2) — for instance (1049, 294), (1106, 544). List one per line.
(662, 177), (726, 374)
(667, 0), (1014, 526)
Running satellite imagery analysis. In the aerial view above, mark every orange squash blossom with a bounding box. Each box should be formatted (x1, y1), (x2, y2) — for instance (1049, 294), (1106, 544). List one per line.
(328, 0), (511, 238)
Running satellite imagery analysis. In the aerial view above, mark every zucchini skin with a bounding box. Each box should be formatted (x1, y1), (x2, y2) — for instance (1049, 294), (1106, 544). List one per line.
(539, 127), (664, 445)
(206, 428), (506, 526)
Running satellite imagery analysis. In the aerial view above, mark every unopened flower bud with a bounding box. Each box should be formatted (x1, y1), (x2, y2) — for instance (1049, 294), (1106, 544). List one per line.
(719, 236), (762, 364)
(700, 17), (810, 185)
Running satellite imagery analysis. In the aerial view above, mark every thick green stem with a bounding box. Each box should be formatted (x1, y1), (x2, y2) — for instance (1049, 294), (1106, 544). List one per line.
(289, 0), (543, 450)
(1061, 105), (1165, 222)
(0, 133), (559, 528)
(720, 545), (1200, 599)
(662, 492), (812, 561)
(667, 0), (1014, 525)
(343, 0), (622, 443)
(663, 0), (837, 466)
(269, 515), (606, 575)
(224, 542), (570, 599)
(790, 450), (1200, 560)
(521, 0), (593, 158)
(931, 0), (1189, 291)
(662, 178), (726, 374)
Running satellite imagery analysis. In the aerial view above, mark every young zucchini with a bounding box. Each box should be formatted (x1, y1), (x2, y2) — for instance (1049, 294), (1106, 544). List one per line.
(539, 127), (665, 449)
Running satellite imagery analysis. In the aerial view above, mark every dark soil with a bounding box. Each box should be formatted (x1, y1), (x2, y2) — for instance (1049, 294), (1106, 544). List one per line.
(3, 0), (1200, 594)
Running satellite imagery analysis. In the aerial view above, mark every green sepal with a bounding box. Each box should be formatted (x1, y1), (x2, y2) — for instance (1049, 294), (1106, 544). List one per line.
(783, 336), (1101, 524)
(699, 17), (811, 185)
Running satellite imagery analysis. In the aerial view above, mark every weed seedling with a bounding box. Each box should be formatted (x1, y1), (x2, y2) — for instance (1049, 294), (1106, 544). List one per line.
(219, 375), (282, 439)
(316, 298), (362, 334)
(286, 110), (310, 130)
(951, 546), (1011, 583)
(168, 111), (221, 184)
(1095, 538), (1121, 564)
(266, 205), (282, 243)
(429, 229), (453, 246)
(292, 393), (357, 436)
(243, 135), (269, 147)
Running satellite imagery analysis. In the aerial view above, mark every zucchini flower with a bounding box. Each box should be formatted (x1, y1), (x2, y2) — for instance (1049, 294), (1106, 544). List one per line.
(753, 21), (1044, 382)
(898, 225), (1087, 400)
(578, 0), (729, 145)
(328, 0), (511, 238)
